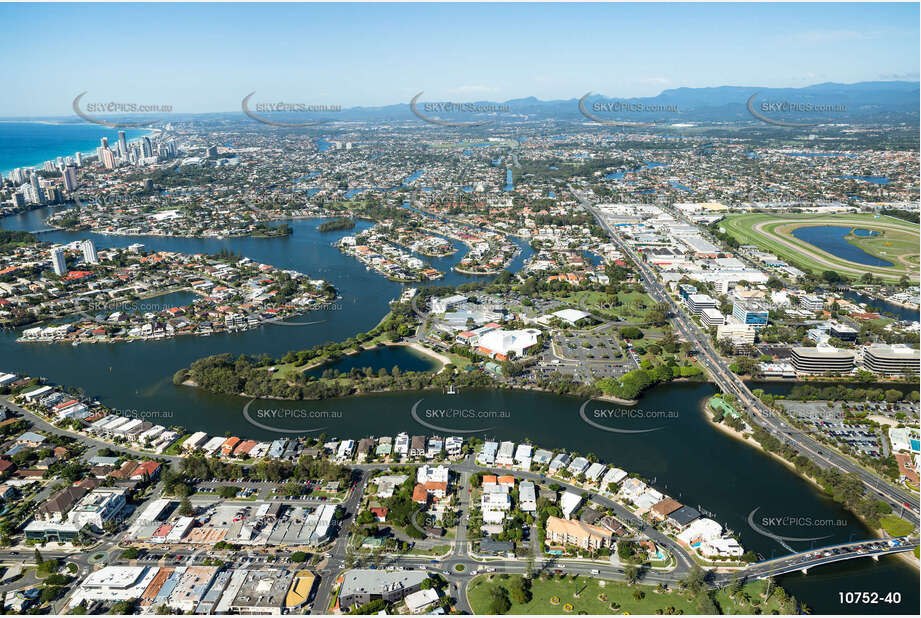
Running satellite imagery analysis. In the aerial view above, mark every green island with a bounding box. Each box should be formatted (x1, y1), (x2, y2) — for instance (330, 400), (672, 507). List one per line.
(251, 222), (293, 237)
(317, 217), (356, 232)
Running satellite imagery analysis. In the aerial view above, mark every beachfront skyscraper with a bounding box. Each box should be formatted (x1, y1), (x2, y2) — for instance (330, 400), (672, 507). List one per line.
(30, 173), (45, 204)
(118, 130), (128, 158)
(139, 136), (153, 158)
(101, 147), (116, 170)
(62, 166), (78, 191)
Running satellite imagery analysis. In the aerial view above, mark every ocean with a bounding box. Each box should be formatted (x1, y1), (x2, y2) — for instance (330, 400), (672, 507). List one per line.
(0, 121), (150, 176)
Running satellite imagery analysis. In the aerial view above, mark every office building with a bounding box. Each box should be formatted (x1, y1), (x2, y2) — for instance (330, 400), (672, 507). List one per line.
(677, 283), (698, 300)
(716, 320), (755, 348)
(829, 322), (858, 342)
(70, 566), (158, 606)
(861, 344), (920, 376)
(799, 294), (824, 311)
(67, 488), (128, 530)
(700, 307), (725, 326)
(686, 294), (717, 315)
(431, 294), (466, 314)
(338, 569), (427, 610)
(732, 299), (770, 327)
(790, 345), (855, 375)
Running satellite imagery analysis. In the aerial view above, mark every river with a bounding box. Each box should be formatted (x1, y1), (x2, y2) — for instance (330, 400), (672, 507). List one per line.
(0, 207), (917, 614)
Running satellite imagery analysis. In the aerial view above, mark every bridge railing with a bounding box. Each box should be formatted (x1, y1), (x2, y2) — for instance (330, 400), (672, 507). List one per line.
(751, 537), (918, 567)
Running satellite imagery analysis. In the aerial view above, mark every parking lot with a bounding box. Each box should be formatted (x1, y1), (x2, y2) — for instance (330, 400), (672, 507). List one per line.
(781, 401), (885, 458)
(540, 327), (637, 383)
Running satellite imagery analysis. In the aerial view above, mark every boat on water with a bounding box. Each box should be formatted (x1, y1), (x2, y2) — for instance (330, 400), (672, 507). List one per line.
(446, 384), (458, 395)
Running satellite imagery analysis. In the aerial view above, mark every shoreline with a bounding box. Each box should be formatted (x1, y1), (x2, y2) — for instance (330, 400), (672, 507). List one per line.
(391, 341), (452, 372)
(293, 341), (448, 375)
(701, 399), (919, 569)
(0, 126), (158, 177)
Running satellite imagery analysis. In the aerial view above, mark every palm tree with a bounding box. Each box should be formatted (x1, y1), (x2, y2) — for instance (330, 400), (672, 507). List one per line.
(623, 565), (639, 584)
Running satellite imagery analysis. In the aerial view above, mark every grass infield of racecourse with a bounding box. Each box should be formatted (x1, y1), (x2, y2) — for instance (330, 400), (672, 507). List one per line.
(721, 213), (920, 282)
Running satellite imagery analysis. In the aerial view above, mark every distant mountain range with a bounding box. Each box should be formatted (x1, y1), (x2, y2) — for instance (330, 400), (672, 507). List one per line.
(6, 80), (918, 125)
(331, 81), (919, 125)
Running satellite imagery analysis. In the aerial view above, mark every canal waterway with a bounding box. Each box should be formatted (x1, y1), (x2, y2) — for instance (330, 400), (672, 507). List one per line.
(0, 208), (917, 614)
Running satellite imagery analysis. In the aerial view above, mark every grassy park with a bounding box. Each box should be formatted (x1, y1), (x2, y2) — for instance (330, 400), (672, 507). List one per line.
(467, 573), (792, 615)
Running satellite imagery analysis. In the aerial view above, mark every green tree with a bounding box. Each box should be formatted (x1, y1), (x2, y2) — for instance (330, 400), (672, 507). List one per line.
(178, 496), (194, 516)
(488, 586), (512, 614)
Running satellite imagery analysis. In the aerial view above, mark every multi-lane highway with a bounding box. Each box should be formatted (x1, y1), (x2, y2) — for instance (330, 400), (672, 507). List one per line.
(570, 187), (919, 522)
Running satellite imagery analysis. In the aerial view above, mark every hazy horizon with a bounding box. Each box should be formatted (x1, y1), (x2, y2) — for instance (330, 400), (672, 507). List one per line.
(1, 2), (918, 117)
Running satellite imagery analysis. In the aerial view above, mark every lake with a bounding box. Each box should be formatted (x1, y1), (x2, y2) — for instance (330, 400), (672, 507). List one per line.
(790, 226), (894, 268)
(304, 344), (438, 377)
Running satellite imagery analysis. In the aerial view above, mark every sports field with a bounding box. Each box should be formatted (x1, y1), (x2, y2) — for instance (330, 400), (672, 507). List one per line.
(722, 213), (920, 282)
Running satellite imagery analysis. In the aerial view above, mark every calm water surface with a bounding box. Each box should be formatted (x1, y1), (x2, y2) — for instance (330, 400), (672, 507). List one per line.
(1, 208), (917, 614)
(791, 225), (894, 268)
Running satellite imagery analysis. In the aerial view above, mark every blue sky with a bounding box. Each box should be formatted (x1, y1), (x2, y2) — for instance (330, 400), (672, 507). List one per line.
(1, 2), (918, 117)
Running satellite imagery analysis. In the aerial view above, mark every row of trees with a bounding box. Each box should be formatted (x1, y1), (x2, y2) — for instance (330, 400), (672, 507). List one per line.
(748, 424), (894, 526)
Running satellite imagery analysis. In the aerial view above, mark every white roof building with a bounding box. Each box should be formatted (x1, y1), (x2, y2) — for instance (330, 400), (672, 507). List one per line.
(69, 566), (158, 606)
(619, 477), (647, 501)
(519, 481), (537, 513)
(585, 462), (607, 482)
(496, 441), (515, 465)
(560, 491), (582, 519)
(567, 456), (590, 476)
(700, 537), (743, 557)
(417, 465), (449, 485)
(548, 308), (591, 325)
(677, 518), (723, 545)
(477, 328), (541, 358)
(202, 436), (226, 454)
(514, 443), (532, 470)
(405, 587), (440, 614)
(445, 436), (463, 455)
(601, 467), (628, 490)
(184, 431), (209, 451)
(477, 441), (498, 465)
(394, 433), (410, 456)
